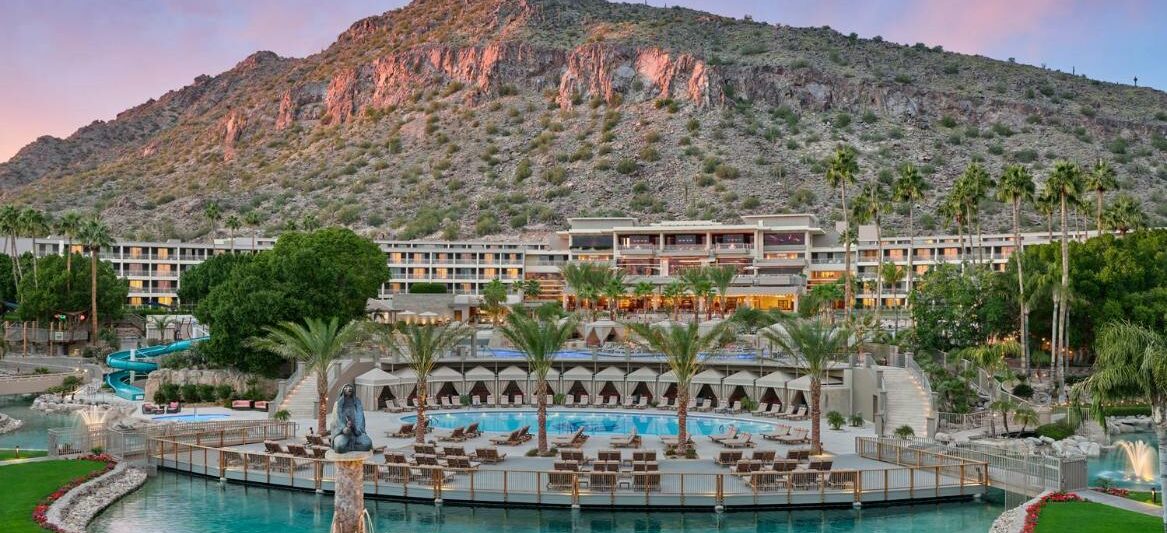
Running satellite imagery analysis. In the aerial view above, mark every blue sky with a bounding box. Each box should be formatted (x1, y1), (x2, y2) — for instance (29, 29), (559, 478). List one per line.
(2, 0), (1164, 162)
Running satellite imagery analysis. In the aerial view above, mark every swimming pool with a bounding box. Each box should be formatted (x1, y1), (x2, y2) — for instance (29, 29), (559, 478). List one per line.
(151, 413), (231, 422)
(90, 470), (1008, 532)
(407, 410), (777, 436)
(1087, 431), (1160, 489)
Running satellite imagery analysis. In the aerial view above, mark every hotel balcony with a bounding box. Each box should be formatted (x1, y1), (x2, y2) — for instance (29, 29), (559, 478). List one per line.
(712, 243), (753, 255)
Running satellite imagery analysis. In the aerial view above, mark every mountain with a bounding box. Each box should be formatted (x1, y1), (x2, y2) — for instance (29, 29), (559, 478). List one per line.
(3, 0), (1166, 241)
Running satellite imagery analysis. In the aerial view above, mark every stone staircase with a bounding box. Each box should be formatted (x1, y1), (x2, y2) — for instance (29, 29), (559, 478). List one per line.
(881, 366), (932, 437)
(280, 372), (319, 421)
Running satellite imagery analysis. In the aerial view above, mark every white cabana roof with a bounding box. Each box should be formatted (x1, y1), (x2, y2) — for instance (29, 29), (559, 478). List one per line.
(394, 368), (419, 381)
(693, 368), (725, 385)
(723, 370), (758, 387)
(464, 366), (496, 380)
(658, 370), (677, 383)
(499, 366), (528, 379)
(429, 367), (463, 382)
(545, 368), (561, 380)
(594, 367), (625, 380)
(355, 367), (399, 386)
(563, 366), (593, 380)
(756, 370), (795, 386)
(786, 374), (843, 390)
(626, 367), (659, 380)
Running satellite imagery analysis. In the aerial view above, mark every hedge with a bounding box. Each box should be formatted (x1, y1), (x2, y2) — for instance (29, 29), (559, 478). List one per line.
(1035, 422), (1075, 441)
(408, 282), (448, 294)
(1103, 405), (1151, 418)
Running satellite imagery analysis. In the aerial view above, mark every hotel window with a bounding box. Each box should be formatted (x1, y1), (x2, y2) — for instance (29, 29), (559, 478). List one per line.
(435, 268), (449, 279)
(130, 297), (143, 306)
(762, 232), (806, 246)
(157, 297), (173, 306)
(390, 252), (404, 264)
(412, 253), (425, 263)
(130, 247), (142, 258)
(129, 280), (144, 289)
(484, 268), (497, 278)
(411, 268), (426, 278)
(507, 268), (520, 279)
(461, 283), (472, 293)
(157, 248), (169, 259)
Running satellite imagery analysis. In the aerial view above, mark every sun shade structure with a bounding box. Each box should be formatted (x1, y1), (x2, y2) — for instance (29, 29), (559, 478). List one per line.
(354, 367), (401, 407)
(625, 366), (660, 399)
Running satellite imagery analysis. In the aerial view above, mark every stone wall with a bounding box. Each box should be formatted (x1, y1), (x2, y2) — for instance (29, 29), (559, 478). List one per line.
(144, 368), (275, 402)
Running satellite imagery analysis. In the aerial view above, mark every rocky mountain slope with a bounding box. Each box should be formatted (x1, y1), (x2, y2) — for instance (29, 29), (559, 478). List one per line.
(3, 0), (1166, 241)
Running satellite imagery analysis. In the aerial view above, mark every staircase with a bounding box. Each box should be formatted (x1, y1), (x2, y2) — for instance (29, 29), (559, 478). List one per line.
(881, 366), (932, 437)
(280, 372), (319, 421)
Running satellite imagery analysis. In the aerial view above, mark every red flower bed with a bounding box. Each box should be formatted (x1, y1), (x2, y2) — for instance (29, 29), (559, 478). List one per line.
(31, 454), (117, 532)
(1021, 492), (1081, 533)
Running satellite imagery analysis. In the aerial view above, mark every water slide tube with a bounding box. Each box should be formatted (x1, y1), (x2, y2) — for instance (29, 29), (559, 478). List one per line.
(105, 336), (209, 400)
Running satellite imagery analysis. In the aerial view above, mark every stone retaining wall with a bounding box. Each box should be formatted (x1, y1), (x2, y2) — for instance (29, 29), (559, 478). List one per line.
(44, 463), (148, 533)
(989, 491), (1050, 533)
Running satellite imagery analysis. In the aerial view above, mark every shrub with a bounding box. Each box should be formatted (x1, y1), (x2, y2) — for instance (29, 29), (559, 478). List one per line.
(834, 113), (851, 128)
(273, 409), (291, 422)
(938, 115), (957, 128)
(714, 164), (740, 180)
(826, 411), (846, 430)
(893, 425), (915, 439)
(615, 158), (638, 175)
(1103, 405), (1151, 418)
(409, 282), (448, 294)
(1012, 383), (1034, 399)
(216, 384), (235, 401)
(196, 384), (216, 403)
(849, 413), (864, 427)
(1035, 422), (1074, 440)
(180, 383), (200, 403)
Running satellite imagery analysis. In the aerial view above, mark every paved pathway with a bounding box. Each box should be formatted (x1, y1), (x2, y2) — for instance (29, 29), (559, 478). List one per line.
(1074, 489), (1163, 517)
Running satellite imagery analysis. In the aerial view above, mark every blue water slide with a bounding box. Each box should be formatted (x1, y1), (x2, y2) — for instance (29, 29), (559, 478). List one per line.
(104, 336), (209, 400)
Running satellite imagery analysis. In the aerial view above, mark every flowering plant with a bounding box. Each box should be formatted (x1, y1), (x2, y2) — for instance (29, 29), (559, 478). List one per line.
(1020, 492), (1081, 533)
(31, 455), (117, 532)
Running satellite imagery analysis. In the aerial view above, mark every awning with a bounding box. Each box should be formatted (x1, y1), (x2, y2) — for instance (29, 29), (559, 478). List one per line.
(355, 367), (399, 387)
(562, 366), (593, 380)
(723, 370), (758, 387)
(463, 366), (496, 380)
(786, 374), (843, 390)
(756, 370), (795, 387)
(429, 367), (463, 382)
(692, 368), (725, 385)
(594, 366), (625, 381)
(499, 365), (528, 380)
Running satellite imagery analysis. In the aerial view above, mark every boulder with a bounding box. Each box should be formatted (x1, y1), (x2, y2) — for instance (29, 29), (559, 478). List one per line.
(1082, 442), (1102, 457)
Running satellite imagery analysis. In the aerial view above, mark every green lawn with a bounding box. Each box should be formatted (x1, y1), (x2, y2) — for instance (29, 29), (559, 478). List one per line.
(0, 460), (105, 533)
(0, 449), (49, 461)
(1034, 501), (1161, 533)
(1126, 491), (1164, 507)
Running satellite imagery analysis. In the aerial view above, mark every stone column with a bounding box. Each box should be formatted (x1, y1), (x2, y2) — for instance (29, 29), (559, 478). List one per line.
(328, 451), (371, 533)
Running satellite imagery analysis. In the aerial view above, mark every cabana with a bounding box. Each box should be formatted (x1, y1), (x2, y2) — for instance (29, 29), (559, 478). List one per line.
(354, 367), (400, 409)
(755, 370), (795, 406)
(498, 365), (529, 402)
(429, 366), (464, 401)
(392, 368), (419, 402)
(722, 370), (758, 405)
(625, 367), (659, 402)
(692, 368), (726, 407)
(562, 366), (594, 399)
(463, 366), (496, 404)
(657, 369), (678, 402)
(785, 374), (844, 412)
(583, 319), (622, 347)
(593, 366), (626, 402)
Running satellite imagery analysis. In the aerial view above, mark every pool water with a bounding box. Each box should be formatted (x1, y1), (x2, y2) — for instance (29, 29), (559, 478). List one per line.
(151, 413), (231, 422)
(0, 394), (78, 449)
(91, 471), (1007, 533)
(411, 410), (778, 436)
(1086, 431), (1160, 489)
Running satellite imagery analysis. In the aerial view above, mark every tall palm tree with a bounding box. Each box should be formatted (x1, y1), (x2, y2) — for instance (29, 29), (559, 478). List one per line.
(481, 279), (509, 324)
(0, 205), (22, 290)
(662, 281), (685, 321)
(626, 320), (732, 451)
(18, 208), (49, 289)
(203, 201), (222, 239)
(996, 164), (1036, 376)
(679, 267), (713, 320)
(879, 263), (906, 335)
(1076, 320), (1167, 529)
(825, 146), (859, 321)
(893, 164), (927, 301)
(56, 212), (84, 282)
(1085, 159), (1117, 236)
(1034, 189), (1057, 241)
(851, 181), (888, 312)
(1044, 161), (1083, 401)
(1102, 194), (1147, 235)
(705, 264), (737, 318)
(938, 193), (967, 263)
(633, 281), (655, 317)
(225, 215), (242, 252)
(77, 217), (113, 345)
(957, 163), (994, 264)
(381, 323), (471, 443)
(243, 211), (262, 251)
(600, 271), (627, 319)
(248, 317), (367, 433)
(762, 317), (853, 455)
(560, 261), (605, 317)
(498, 313), (577, 454)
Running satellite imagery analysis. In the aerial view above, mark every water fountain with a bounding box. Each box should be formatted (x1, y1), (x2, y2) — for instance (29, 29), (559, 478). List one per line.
(1117, 440), (1158, 484)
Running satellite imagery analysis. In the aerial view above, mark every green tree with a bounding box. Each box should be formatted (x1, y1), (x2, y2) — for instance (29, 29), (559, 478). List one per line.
(203, 201), (222, 238)
(481, 279), (509, 324)
(909, 264), (1013, 353)
(18, 208), (50, 289)
(956, 163), (994, 263)
(225, 215), (242, 252)
(763, 318), (854, 454)
(601, 273), (626, 319)
(851, 181), (889, 312)
(679, 267), (713, 320)
(1045, 161), (1083, 400)
(633, 281), (655, 317)
(15, 254), (126, 324)
(498, 313), (576, 454)
(893, 163), (928, 307)
(705, 264), (737, 318)
(560, 261), (607, 319)
(520, 279), (542, 301)
(825, 146), (859, 320)
(176, 253), (254, 305)
(800, 279), (844, 321)
(0, 205), (22, 291)
(1102, 194), (1147, 235)
(626, 320), (732, 451)
(77, 217), (113, 345)
(1085, 159), (1117, 235)
(55, 212), (84, 285)
(243, 211), (263, 250)
(879, 263), (907, 334)
(1076, 320), (1167, 529)
(996, 164), (1036, 376)
(248, 317), (367, 434)
(662, 281), (685, 321)
(380, 323), (470, 443)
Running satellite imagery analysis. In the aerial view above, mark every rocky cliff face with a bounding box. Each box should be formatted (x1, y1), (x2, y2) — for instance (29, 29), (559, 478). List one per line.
(2, 0), (1165, 240)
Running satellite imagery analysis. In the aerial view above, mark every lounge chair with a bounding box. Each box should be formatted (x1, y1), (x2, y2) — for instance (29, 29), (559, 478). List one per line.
(231, 400), (252, 410)
(554, 460), (580, 471)
(141, 403), (163, 415)
(309, 446), (328, 459)
(786, 406), (811, 421)
(387, 424), (415, 438)
(776, 428), (809, 445)
(383, 451), (410, 464)
(785, 448), (812, 462)
(751, 450), (776, 463)
(551, 427), (588, 448)
(722, 433), (754, 448)
(489, 428), (523, 446)
(591, 460), (620, 472)
(413, 443), (438, 455)
(560, 449), (589, 464)
(471, 396), (482, 408)
(604, 396), (618, 408)
(263, 441), (288, 454)
(464, 422), (480, 438)
(472, 447), (507, 464)
(724, 400), (742, 414)
(609, 429), (640, 448)
(439, 397), (452, 409)
(771, 459), (799, 472)
(768, 404), (795, 418)
(807, 459), (834, 471)
(709, 425), (738, 443)
(715, 450), (744, 466)
(485, 394), (495, 407)
(564, 395), (575, 408)
(545, 394), (554, 406)
(443, 446), (467, 457)
(633, 472), (661, 492)
(655, 397), (674, 411)
(636, 397), (649, 409)
(623, 396), (636, 409)
(761, 425), (791, 441)
(631, 450), (657, 463)
(253, 401), (269, 412)
(631, 461), (659, 472)
(660, 434), (693, 447)
(436, 427), (466, 442)
(286, 443), (310, 458)
(685, 398), (697, 411)
(516, 425), (533, 442)
(751, 402), (770, 416)
(597, 449), (622, 463)
(166, 401), (181, 414)
(592, 395), (605, 408)
(446, 456), (480, 470)
(547, 471), (576, 490)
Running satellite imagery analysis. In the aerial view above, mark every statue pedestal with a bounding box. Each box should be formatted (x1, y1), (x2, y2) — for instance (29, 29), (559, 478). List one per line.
(327, 450), (372, 533)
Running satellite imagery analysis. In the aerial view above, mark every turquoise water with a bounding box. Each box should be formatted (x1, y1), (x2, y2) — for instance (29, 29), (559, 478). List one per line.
(0, 394), (77, 449)
(410, 410), (778, 437)
(152, 413), (231, 422)
(1087, 431), (1160, 489)
(91, 471), (1006, 532)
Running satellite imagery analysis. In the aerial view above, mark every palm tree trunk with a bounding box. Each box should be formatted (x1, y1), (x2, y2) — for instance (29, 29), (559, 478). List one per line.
(1095, 190), (1103, 236)
(1058, 195), (1070, 400)
(842, 183), (853, 323)
(316, 368), (329, 434)
(30, 237), (38, 289)
(414, 381), (428, 444)
(65, 240), (73, 292)
(906, 207), (915, 309)
(810, 376), (823, 455)
(1013, 199), (1030, 377)
(1050, 291), (1060, 391)
(874, 217), (884, 315)
(90, 248), (99, 345)
(536, 378), (548, 454)
(676, 383), (690, 451)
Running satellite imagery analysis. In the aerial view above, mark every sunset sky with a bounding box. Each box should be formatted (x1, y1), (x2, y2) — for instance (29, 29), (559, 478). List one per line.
(1, 0), (1164, 162)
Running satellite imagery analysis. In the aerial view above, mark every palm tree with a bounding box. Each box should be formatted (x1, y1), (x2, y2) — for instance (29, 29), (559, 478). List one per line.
(762, 318), (853, 455)
(893, 164), (927, 300)
(626, 320), (732, 451)
(851, 181), (888, 312)
(18, 208), (49, 289)
(879, 263), (906, 335)
(1103, 194), (1147, 235)
(957, 163), (994, 264)
(705, 264), (737, 318)
(381, 323), (471, 442)
(600, 270), (627, 319)
(825, 146), (859, 321)
(248, 317), (366, 434)
(77, 217), (113, 345)
(225, 215), (242, 252)
(633, 281), (655, 317)
(203, 201), (222, 239)
(1085, 159), (1117, 235)
(801, 279), (844, 322)
(560, 261), (605, 317)
(520, 279), (543, 302)
(1076, 320), (1167, 529)
(680, 267), (713, 321)
(56, 212), (84, 282)
(988, 398), (1015, 435)
(1044, 161), (1083, 401)
(243, 211), (262, 250)
(0, 205), (21, 292)
(938, 194), (967, 262)
(996, 164), (1035, 376)
(498, 313), (576, 454)
(481, 279), (509, 324)
(662, 281), (685, 320)
(1034, 189), (1056, 241)
(1012, 406), (1039, 433)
